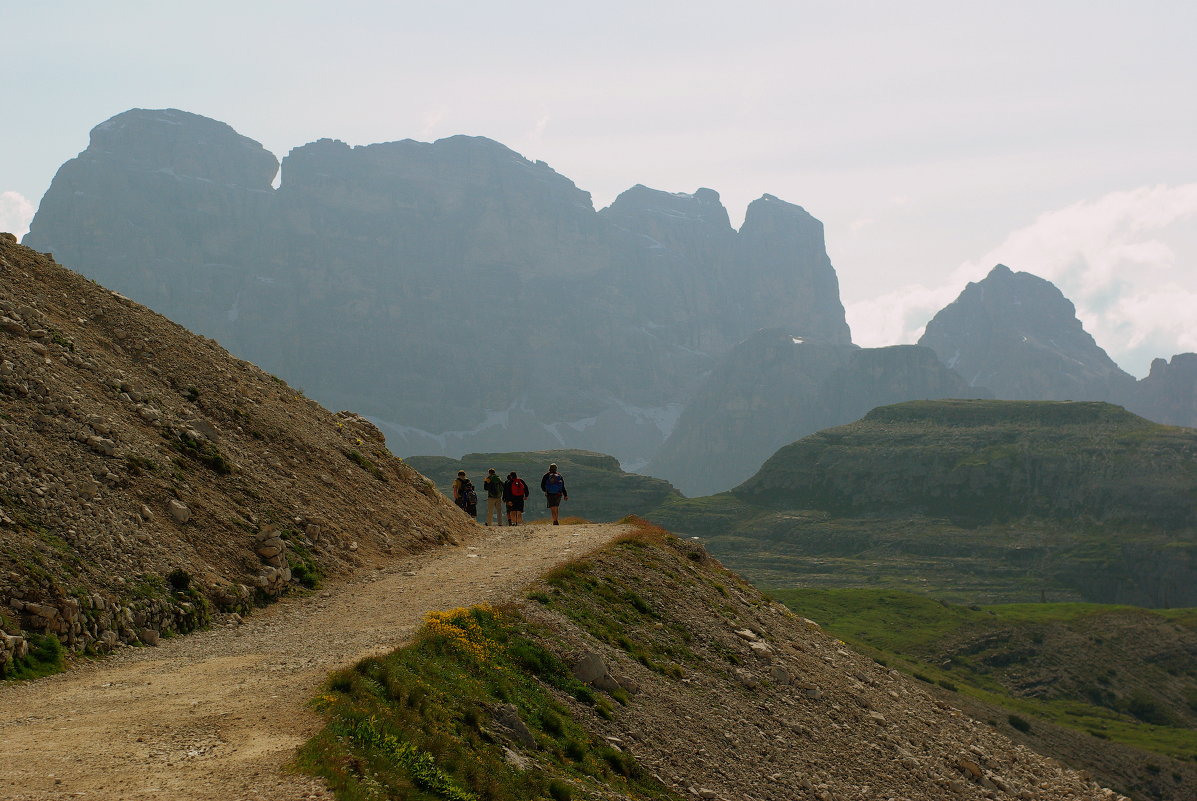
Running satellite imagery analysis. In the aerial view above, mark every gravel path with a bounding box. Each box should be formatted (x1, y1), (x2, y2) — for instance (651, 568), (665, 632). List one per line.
(0, 522), (628, 800)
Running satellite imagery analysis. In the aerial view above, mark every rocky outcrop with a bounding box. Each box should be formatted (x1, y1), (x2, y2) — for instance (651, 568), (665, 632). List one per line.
(647, 332), (985, 495)
(1129, 353), (1197, 428)
(25, 109), (853, 471)
(0, 237), (475, 670)
(919, 265), (1137, 402)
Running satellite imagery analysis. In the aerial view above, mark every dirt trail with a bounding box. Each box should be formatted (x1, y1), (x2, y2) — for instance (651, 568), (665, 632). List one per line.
(0, 522), (628, 800)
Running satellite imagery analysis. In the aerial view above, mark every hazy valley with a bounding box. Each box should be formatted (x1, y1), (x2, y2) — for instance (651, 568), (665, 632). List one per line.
(4, 106), (1197, 801)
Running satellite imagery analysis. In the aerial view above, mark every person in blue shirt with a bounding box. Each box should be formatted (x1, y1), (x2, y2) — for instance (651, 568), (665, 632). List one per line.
(540, 463), (568, 525)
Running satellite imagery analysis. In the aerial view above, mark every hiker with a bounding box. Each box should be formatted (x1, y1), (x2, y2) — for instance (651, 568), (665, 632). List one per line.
(504, 471), (529, 525)
(540, 463), (568, 525)
(452, 471), (477, 519)
(482, 468), (504, 526)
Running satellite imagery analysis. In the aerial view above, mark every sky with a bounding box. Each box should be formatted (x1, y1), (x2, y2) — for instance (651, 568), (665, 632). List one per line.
(2, 1), (1195, 376)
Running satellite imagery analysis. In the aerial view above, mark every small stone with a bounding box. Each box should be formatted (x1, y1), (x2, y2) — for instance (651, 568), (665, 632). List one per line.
(572, 652), (610, 684)
(734, 628), (758, 641)
(167, 499), (191, 524)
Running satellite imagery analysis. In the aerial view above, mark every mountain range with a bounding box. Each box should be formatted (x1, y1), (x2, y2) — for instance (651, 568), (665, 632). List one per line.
(21, 108), (1197, 494)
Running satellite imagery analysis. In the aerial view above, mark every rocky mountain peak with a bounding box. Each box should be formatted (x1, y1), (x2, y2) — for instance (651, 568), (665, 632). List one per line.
(919, 263), (1134, 401)
(83, 107), (278, 189)
(602, 184), (733, 230)
(26, 108), (856, 469)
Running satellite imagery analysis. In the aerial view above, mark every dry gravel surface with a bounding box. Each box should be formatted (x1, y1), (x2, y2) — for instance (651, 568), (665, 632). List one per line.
(0, 522), (627, 800)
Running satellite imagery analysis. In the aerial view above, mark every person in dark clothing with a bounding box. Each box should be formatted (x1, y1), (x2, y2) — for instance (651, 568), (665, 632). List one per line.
(540, 463), (568, 525)
(503, 471), (530, 525)
(482, 468), (504, 526)
(452, 470), (477, 519)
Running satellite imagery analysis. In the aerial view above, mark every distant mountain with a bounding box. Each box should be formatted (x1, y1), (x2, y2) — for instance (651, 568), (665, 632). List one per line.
(647, 332), (986, 495)
(919, 264), (1197, 427)
(1132, 353), (1197, 428)
(24, 108), (851, 471)
(918, 264), (1137, 401)
(652, 400), (1197, 607)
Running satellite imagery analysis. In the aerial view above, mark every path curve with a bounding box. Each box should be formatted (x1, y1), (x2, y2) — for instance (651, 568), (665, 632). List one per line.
(0, 522), (629, 800)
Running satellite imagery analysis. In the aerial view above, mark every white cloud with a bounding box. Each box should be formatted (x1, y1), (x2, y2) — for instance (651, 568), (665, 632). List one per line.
(847, 184), (1197, 377)
(529, 108), (550, 146)
(0, 191), (34, 240)
(420, 107), (447, 138)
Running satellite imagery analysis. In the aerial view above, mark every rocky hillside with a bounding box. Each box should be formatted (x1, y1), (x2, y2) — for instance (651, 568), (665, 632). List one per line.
(24, 108), (851, 472)
(0, 235), (476, 675)
(651, 400), (1197, 606)
(305, 522), (1128, 800)
(648, 333), (986, 495)
(406, 449), (682, 522)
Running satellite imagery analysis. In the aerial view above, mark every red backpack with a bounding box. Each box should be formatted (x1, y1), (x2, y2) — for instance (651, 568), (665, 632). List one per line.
(510, 478), (527, 497)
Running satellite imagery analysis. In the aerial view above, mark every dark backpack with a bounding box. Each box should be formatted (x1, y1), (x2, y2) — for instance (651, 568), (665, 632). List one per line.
(461, 480), (478, 506)
(485, 476), (503, 498)
(544, 473), (564, 493)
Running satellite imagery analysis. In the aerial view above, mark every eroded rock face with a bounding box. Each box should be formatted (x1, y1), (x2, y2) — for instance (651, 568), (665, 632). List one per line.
(25, 110), (853, 470)
(648, 332), (985, 495)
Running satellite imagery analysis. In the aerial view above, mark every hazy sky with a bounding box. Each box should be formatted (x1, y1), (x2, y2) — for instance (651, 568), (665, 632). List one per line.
(3, 1), (1194, 375)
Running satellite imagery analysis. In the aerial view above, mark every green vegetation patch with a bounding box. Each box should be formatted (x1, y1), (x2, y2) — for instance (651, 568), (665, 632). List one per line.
(281, 530), (324, 590)
(772, 587), (1197, 762)
(346, 449), (389, 482)
(0, 631), (64, 680)
(170, 430), (232, 474)
(529, 521), (710, 679)
(299, 604), (682, 801)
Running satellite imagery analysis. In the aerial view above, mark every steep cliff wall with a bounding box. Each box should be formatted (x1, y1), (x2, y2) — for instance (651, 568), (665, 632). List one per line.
(25, 109), (854, 471)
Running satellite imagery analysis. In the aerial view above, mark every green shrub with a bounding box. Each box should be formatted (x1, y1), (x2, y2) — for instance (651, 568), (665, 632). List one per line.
(1008, 714), (1032, 733)
(167, 568), (192, 592)
(346, 450), (388, 482)
(0, 632), (64, 680)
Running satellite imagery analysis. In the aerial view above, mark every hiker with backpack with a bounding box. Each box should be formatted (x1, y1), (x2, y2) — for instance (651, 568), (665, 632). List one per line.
(540, 463), (568, 525)
(503, 471), (530, 525)
(452, 470), (478, 519)
(482, 468), (505, 526)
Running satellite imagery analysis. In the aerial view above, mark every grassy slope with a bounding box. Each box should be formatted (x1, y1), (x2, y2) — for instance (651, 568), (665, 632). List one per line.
(772, 588), (1197, 767)
(298, 521), (702, 801)
(406, 450), (682, 523)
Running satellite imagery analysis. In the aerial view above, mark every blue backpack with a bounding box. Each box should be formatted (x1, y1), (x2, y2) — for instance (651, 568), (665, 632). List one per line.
(545, 473), (564, 493)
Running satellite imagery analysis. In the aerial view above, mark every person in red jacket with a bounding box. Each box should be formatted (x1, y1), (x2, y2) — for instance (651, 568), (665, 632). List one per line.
(503, 471), (530, 526)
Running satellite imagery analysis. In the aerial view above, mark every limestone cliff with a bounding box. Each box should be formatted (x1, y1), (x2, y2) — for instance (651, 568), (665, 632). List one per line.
(24, 109), (853, 471)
